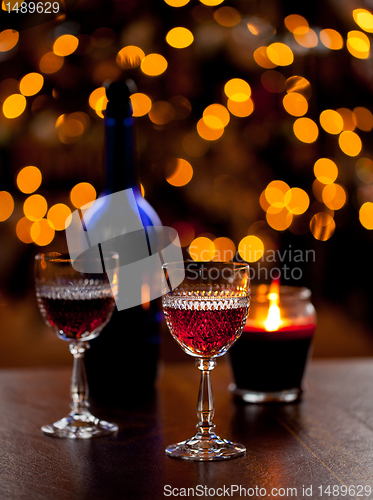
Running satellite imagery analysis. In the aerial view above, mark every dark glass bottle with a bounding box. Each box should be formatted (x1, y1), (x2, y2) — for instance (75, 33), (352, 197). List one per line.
(84, 81), (162, 405)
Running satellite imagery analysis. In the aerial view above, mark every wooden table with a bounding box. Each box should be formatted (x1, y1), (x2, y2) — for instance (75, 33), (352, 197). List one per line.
(1, 359), (373, 499)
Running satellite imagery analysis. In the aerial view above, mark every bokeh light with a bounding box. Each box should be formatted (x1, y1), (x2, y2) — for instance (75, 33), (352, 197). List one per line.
(202, 115), (224, 129)
(319, 29), (343, 50)
(284, 188), (310, 214)
(347, 30), (370, 59)
(116, 46), (145, 69)
(189, 236), (215, 261)
(197, 117), (224, 140)
(199, 0), (224, 5)
(283, 92), (308, 116)
(203, 104), (230, 127)
(265, 180), (290, 208)
(259, 189), (271, 212)
(238, 235), (264, 262)
(140, 54), (168, 76)
(166, 27), (194, 48)
(286, 76), (312, 99)
(47, 204), (72, 230)
(0, 29), (19, 52)
(224, 78), (251, 101)
(355, 157), (373, 183)
(148, 101), (175, 125)
(353, 9), (373, 33)
(294, 28), (318, 48)
(89, 87), (106, 110)
(3, 94), (26, 119)
(19, 73), (44, 96)
(227, 98), (254, 117)
(0, 78), (18, 102)
(266, 206), (293, 231)
(359, 202), (373, 229)
(130, 93), (152, 117)
(23, 194), (48, 221)
(212, 237), (236, 261)
(16, 217), (33, 243)
(31, 218), (55, 246)
(253, 47), (277, 69)
(164, 0), (190, 6)
(70, 182), (97, 209)
(16, 166), (42, 193)
(214, 7), (241, 27)
(312, 179), (325, 202)
(0, 191), (14, 221)
(337, 107), (356, 131)
(319, 109), (343, 134)
(88, 88), (107, 118)
(266, 43), (294, 66)
(338, 131), (362, 156)
(284, 14), (309, 33)
(166, 158), (193, 186)
(56, 114), (85, 144)
(357, 185), (373, 206)
(95, 97), (108, 119)
(353, 107), (373, 131)
(314, 158), (338, 184)
(310, 213), (335, 241)
(39, 52), (64, 74)
(293, 117), (319, 143)
(53, 35), (79, 57)
(246, 17), (275, 37)
(322, 183), (347, 210)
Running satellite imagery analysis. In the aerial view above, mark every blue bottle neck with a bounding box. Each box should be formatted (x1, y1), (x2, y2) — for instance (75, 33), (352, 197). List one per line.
(104, 114), (139, 193)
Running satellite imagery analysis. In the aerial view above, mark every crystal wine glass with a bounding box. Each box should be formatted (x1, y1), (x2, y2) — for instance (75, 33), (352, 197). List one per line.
(162, 261), (250, 461)
(35, 251), (119, 439)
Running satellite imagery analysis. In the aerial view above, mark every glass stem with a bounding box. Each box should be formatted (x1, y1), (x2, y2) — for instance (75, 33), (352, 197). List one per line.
(196, 358), (217, 437)
(69, 342), (90, 415)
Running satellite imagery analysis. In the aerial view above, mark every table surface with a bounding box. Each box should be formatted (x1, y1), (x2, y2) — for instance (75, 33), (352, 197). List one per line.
(1, 359), (373, 500)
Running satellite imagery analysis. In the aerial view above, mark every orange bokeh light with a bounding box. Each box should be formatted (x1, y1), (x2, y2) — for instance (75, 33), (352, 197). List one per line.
(70, 182), (96, 209)
(166, 158), (193, 187)
(0, 191), (14, 221)
(17, 166), (42, 193)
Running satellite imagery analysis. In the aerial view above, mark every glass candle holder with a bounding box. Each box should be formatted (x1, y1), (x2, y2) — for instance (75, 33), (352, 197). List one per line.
(229, 284), (316, 403)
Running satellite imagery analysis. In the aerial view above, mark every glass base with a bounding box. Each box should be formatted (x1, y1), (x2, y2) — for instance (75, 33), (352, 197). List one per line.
(41, 410), (118, 439)
(229, 384), (302, 403)
(166, 431), (246, 461)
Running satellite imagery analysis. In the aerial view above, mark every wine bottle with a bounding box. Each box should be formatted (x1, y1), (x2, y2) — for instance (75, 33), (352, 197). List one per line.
(83, 81), (162, 404)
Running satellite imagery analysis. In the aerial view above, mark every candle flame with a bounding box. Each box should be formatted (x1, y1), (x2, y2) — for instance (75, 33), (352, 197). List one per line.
(263, 278), (282, 331)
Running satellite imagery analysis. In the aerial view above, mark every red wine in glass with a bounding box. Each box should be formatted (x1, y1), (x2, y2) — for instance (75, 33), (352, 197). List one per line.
(35, 252), (119, 439)
(162, 261), (250, 461)
(37, 283), (115, 341)
(163, 296), (248, 357)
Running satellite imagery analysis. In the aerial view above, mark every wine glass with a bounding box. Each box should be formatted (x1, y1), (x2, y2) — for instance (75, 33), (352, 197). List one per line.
(162, 261), (250, 461)
(35, 251), (119, 439)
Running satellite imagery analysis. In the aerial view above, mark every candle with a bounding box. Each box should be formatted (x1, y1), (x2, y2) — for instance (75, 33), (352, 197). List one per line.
(229, 282), (316, 403)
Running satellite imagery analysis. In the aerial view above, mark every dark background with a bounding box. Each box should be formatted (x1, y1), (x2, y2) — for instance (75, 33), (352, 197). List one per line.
(1, 0), (373, 366)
